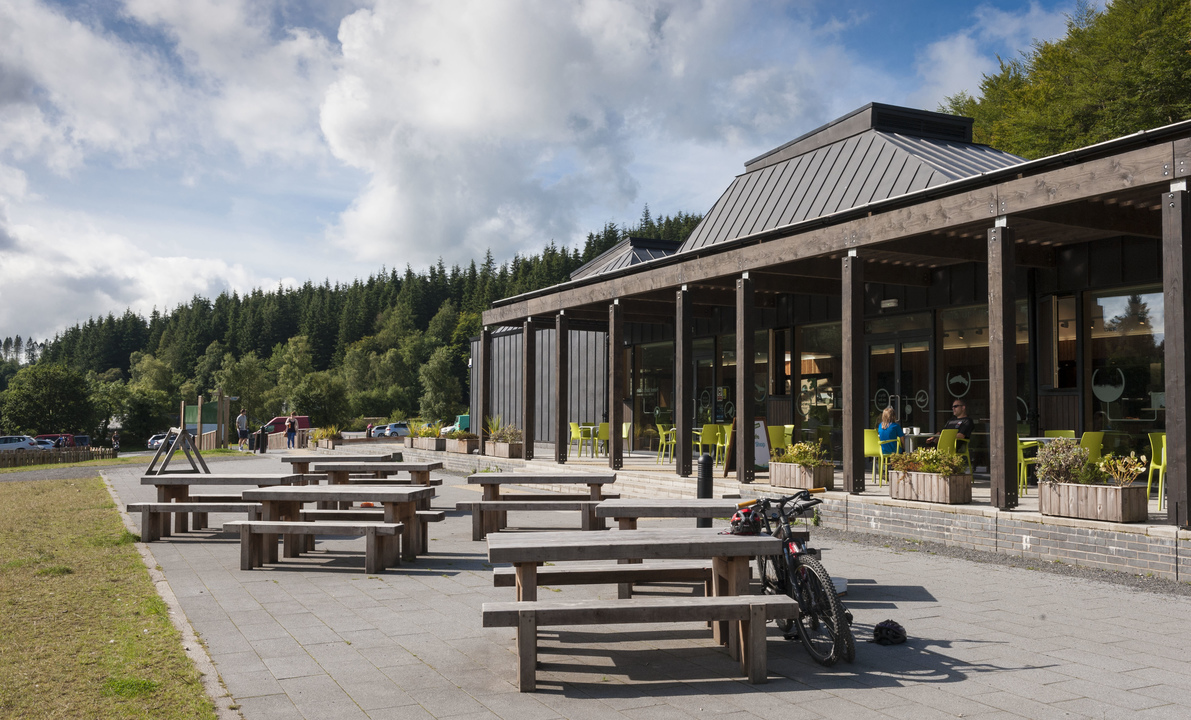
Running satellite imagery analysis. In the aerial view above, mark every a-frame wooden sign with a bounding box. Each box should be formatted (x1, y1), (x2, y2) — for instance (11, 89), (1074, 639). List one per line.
(144, 427), (210, 475)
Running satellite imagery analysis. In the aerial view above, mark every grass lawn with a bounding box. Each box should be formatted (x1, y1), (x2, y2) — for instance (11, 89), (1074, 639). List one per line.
(0, 477), (217, 719)
(0, 447), (255, 475)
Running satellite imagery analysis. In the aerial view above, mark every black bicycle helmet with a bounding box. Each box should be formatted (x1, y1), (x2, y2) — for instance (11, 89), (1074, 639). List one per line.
(728, 507), (761, 535)
(873, 619), (907, 645)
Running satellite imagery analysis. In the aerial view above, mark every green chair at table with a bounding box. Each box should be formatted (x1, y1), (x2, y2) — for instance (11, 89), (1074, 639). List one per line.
(864, 429), (887, 487)
(816, 426), (834, 461)
(768, 426), (787, 459)
(1017, 436), (1037, 496)
(568, 422), (593, 458)
(783, 424), (796, 448)
(1045, 430), (1076, 438)
(1079, 431), (1104, 464)
(595, 422), (610, 457)
(936, 429), (972, 473)
(656, 424), (675, 464)
(714, 424), (731, 467)
(622, 422), (632, 455)
(695, 424), (719, 460)
(1148, 432), (1167, 509)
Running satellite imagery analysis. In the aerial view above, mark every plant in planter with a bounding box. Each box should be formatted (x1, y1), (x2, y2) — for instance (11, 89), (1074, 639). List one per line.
(413, 422), (445, 450)
(770, 441), (834, 490)
(445, 430), (480, 454)
(309, 426), (341, 449)
(484, 416), (525, 458)
(1038, 438), (1148, 522)
(886, 448), (971, 504)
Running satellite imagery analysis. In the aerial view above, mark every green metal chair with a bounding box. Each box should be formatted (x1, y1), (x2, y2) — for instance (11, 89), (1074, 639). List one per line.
(1017, 436), (1037, 496)
(1148, 432), (1167, 508)
(695, 424), (719, 460)
(656, 424), (675, 464)
(595, 422), (610, 457)
(1079, 431), (1104, 464)
(864, 429), (886, 487)
(1044, 429), (1075, 438)
(768, 426), (787, 459)
(714, 424), (731, 467)
(568, 422), (592, 458)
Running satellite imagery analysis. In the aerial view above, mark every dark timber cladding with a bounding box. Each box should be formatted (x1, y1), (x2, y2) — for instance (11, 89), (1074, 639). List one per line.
(608, 302), (624, 470)
(1164, 183), (1191, 527)
(988, 221), (1017, 510)
(521, 320), (536, 461)
(841, 255), (864, 494)
(676, 287), (693, 477)
(554, 313), (569, 463)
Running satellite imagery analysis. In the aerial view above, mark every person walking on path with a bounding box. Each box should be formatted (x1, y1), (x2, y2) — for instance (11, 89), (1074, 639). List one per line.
(237, 409), (249, 451)
(285, 412), (298, 449)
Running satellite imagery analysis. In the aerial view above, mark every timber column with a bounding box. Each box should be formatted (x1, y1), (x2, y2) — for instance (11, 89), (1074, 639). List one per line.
(478, 327), (492, 454)
(555, 312), (570, 463)
(1164, 182), (1191, 527)
(842, 252), (865, 493)
(988, 219), (1018, 510)
(736, 274), (755, 483)
(521, 320), (536, 461)
(609, 301), (625, 470)
(676, 286), (693, 476)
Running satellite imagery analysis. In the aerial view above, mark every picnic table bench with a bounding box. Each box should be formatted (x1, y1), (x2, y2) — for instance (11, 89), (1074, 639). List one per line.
(460, 473), (616, 539)
(128, 502), (262, 541)
(224, 520), (403, 573)
(241, 485), (434, 565)
(485, 528), (785, 691)
(280, 453), (402, 474)
(139, 473), (301, 537)
(310, 462), (442, 487)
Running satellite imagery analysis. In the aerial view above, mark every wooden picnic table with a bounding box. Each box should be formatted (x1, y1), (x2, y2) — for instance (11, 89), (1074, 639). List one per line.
(242, 485), (435, 565)
(487, 527), (779, 655)
(466, 473), (616, 535)
(310, 462), (442, 486)
(280, 453), (401, 474)
(595, 498), (742, 530)
(139, 473), (302, 535)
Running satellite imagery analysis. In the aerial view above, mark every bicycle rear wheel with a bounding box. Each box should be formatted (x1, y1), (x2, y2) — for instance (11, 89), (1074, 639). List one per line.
(756, 554), (794, 634)
(790, 555), (848, 666)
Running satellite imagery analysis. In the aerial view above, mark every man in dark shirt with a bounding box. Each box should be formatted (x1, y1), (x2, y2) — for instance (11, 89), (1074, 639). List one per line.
(943, 400), (974, 440)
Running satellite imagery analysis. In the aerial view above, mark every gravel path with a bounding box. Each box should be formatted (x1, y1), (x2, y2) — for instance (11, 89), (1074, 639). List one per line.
(0, 466), (107, 483)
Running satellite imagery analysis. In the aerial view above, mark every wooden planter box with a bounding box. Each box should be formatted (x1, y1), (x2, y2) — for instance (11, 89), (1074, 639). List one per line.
(770, 462), (834, 491)
(890, 471), (972, 504)
(446, 438), (480, 454)
(414, 437), (446, 451)
(485, 441), (524, 458)
(1039, 483), (1148, 523)
(316, 439), (338, 449)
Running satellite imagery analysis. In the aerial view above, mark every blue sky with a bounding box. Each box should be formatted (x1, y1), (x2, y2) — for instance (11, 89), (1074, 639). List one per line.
(0, 0), (1083, 343)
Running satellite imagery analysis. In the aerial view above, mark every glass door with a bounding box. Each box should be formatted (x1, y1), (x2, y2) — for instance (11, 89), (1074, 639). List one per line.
(868, 337), (932, 434)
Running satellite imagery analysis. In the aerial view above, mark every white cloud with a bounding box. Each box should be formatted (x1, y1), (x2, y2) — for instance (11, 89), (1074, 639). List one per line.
(911, 1), (1075, 110)
(320, 0), (878, 267)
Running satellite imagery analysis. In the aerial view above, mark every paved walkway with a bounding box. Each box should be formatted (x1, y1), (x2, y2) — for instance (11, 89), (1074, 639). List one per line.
(105, 455), (1191, 719)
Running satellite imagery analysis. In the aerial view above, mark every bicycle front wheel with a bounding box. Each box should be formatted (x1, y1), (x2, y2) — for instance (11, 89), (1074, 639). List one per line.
(790, 555), (849, 666)
(756, 554), (794, 633)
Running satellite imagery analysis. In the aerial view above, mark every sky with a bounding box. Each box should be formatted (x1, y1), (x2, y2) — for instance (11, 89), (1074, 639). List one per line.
(0, 0), (1086, 344)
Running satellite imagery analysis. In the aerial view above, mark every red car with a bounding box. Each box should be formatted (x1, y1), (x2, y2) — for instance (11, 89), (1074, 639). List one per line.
(35, 433), (76, 448)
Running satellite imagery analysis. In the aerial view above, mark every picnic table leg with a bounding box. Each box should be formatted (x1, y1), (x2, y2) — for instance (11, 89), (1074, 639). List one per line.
(482, 486), (500, 536)
(589, 484), (606, 530)
(158, 486), (186, 537)
(471, 506), (484, 541)
(715, 556), (750, 662)
(518, 609), (537, 692)
(617, 517), (639, 599)
(396, 502), (418, 562)
(410, 470), (429, 485)
(382, 503), (402, 568)
(745, 602), (767, 683)
(515, 563), (537, 602)
(293, 461), (310, 474)
(262, 501), (280, 565)
(282, 500), (302, 558)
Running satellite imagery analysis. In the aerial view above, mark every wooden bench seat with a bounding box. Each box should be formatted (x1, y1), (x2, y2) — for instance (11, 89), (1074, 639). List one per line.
(224, 520), (403, 573)
(482, 595), (798, 690)
(128, 502), (261, 541)
(457, 500), (603, 540)
(299, 508), (446, 549)
(493, 560), (713, 588)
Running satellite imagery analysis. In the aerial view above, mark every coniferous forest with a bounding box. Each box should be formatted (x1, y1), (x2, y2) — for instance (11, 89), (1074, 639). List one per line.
(0, 209), (701, 444)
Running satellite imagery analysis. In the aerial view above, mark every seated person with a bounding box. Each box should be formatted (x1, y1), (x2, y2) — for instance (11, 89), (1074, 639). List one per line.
(924, 400), (974, 447)
(877, 406), (904, 454)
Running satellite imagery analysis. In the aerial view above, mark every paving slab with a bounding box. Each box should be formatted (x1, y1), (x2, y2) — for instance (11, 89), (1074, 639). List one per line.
(98, 454), (1191, 719)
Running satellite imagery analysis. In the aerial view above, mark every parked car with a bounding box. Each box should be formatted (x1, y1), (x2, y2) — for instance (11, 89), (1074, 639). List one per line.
(262, 416), (311, 433)
(73, 435), (91, 447)
(34, 439), (55, 451)
(147, 432), (175, 450)
(35, 433), (76, 448)
(440, 414), (470, 436)
(382, 422), (410, 437)
(0, 435), (39, 451)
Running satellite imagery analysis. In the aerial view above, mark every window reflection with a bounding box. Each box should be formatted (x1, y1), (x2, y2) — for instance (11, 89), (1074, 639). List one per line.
(1090, 286), (1164, 457)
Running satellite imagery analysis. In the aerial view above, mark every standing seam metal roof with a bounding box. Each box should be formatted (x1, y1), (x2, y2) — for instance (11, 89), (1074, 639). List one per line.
(678, 131), (1024, 254)
(569, 236), (679, 280)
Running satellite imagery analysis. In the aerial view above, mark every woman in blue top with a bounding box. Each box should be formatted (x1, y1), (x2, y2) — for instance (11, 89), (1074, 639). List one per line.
(877, 406), (904, 455)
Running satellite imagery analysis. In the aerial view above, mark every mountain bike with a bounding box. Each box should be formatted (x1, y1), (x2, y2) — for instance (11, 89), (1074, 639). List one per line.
(739, 490), (855, 666)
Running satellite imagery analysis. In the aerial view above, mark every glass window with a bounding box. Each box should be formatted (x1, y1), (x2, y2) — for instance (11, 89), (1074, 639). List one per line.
(1089, 286), (1164, 457)
(695, 338), (715, 425)
(865, 312), (931, 335)
(632, 341), (673, 451)
(940, 301), (1029, 470)
(799, 322), (842, 462)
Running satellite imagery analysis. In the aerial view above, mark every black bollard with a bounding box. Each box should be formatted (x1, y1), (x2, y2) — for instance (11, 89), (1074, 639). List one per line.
(696, 453), (713, 528)
(257, 426), (268, 454)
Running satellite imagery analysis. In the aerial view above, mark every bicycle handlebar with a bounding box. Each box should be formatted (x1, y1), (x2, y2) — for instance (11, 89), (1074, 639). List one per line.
(737, 487), (826, 509)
